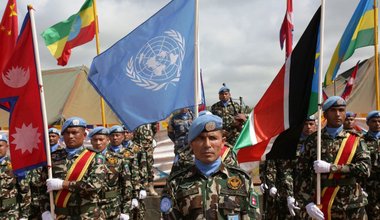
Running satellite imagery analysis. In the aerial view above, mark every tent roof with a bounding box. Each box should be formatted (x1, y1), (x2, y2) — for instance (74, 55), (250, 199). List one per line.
(0, 66), (120, 127)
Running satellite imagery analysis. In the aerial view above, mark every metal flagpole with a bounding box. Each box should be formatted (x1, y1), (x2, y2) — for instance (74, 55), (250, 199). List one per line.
(194, 0), (200, 118)
(316, 0), (326, 206)
(92, 0), (107, 126)
(373, 0), (379, 110)
(29, 5), (55, 217)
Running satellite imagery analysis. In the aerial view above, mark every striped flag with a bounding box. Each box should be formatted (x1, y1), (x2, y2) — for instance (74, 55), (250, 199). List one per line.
(234, 7), (320, 162)
(41, 0), (96, 66)
(341, 61), (360, 100)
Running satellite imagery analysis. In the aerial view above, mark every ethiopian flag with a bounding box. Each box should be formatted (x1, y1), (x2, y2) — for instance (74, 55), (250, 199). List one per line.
(41, 0), (95, 66)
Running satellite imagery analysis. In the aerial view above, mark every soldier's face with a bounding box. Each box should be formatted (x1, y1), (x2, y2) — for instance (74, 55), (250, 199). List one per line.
(343, 117), (355, 129)
(91, 135), (109, 151)
(62, 127), (86, 148)
(219, 91), (231, 102)
(0, 141), (8, 158)
(124, 131), (134, 141)
(367, 117), (380, 132)
(324, 106), (346, 128)
(110, 133), (125, 146)
(190, 130), (225, 164)
(302, 120), (316, 136)
(49, 133), (60, 146)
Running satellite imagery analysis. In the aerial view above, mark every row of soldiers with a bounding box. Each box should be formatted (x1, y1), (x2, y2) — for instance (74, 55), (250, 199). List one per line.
(0, 118), (158, 220)
(260, 96), (379, 220)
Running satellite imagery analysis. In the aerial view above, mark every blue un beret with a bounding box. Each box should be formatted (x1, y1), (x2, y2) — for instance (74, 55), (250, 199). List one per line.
(48, 128), (60, 136)
(366, 110), (380, 121)
(322, 96), (346, 111)
(88, 127), (109, 138)
(61, 117), (87, 134)
(0, 134), (8, 143)
(109, 125), (124, 134)
(218, 85), (230, 94)
(346, 111), (357, 118)
(188, 111), (223, 143)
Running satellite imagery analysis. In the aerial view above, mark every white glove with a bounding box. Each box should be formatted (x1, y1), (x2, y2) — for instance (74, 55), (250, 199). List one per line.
(46, 178), (64, 192)
(131, 198), (139, 209)
(120, 213), (130, 220)
(306, 202), (324, 220)
(41, 211), (54, 220)
(259, 183), (268, 194)
(287, 196), (300, 216)
(19, 218), (28, 220)
(313, 160), (331, 173)
(361, 188), (368, 197)
(269, 187), (277, 197)
(139, 190), (147, 199)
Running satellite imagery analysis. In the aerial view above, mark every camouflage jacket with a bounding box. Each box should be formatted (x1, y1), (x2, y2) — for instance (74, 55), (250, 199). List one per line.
(43, 147), (105, 210)
(211, 101), (242, 145)
(134, 124), (154, 148)
(296, 129), (371, 211)
(0, 156), (31, 218)
(167, 111), (193, 154)
(162, 163), (259, 220)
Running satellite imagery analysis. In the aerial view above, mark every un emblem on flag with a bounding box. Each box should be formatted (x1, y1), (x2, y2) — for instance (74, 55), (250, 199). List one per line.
(126, 30), (185, 91)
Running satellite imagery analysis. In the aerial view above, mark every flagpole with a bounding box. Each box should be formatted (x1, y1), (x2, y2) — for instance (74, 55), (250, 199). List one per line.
(194, 0), (199, 117)
(29, 5), (55, 217)
(92, 0), (107, 126)
(316, 0), (326, 206)
(373, 0), (379, 110)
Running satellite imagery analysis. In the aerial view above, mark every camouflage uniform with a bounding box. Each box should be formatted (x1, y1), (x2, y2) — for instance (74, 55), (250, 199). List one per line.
(362, 132), (380, 219)
(296, 129), (371, 219)
(162, 163), (259, 219)
(44, 147), (106, 219)
(99, 148), (134, 219)
(134, 124), (155, 183)
(0, 156), (31, 220)
(211, 100), (242, 145)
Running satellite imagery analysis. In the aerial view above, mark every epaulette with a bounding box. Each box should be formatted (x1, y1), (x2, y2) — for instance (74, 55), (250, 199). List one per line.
(347, 129), (362, 137)
(86, 146), (100, 153)
(51, 148), (67, 161)
(167, 165), (193, 182)
(224, 163), (251, 179)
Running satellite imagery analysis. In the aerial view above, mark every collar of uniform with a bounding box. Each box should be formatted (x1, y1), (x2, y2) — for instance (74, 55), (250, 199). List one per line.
(0, 156), (9, 165)
(65, 146), (84, 159)
(367, 130), (380, 139)
(322, 126), (345, 138)
(190, 161), (228, 178)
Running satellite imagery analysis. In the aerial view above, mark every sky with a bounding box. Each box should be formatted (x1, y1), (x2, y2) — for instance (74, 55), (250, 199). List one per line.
(0, 0), (376, 108)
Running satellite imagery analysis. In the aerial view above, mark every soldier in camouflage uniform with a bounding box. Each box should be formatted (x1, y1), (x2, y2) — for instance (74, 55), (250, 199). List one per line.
(111, 126), (146, 220)
(134, 123), (158, 196)
(211, 84), (246, 146)
(0, 134), (31, 220)
(88, 127), (132, 220)
(167, 108), (194, 174)
(161, 112), (259, 219)
(43, 117), (106, 220)
(296, 96), (371, 220)
(362, 111), (380, 219)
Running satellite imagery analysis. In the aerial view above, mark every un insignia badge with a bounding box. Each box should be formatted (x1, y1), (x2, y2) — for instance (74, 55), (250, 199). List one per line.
(227, 176), (242, 190)
(160, 196), (172, 213)
(124, 151), (131, 158)
(133, 145), (140, 153)
(205, 121), (216, 131)
(108, 157), (118, 165)
(6, 162), (12, 170)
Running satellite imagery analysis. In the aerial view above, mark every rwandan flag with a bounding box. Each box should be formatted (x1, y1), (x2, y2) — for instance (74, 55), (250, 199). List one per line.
(324, 0), (376, 86)
(41, 0), (96, 66)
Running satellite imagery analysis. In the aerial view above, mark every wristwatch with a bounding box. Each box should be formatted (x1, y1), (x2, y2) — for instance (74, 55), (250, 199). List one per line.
(330, 164), (339, 173)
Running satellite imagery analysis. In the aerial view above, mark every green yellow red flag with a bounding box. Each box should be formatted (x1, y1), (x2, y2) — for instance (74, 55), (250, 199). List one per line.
(41, 0), (96, 66)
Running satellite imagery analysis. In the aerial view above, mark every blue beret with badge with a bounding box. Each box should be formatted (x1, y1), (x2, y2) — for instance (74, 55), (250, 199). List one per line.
(88, 127), (109, 138)
(218, 83), (230, 94)
(48, 128), (60, 136)
(109, 125), (124, 134)
(322, 96), (346, 111)
(61, 117), (87, 134)
(188, 111), (223, 143)
(366, 110), (380, 121)
(346, 111), (357, 118)
(0, 134), (8, 143)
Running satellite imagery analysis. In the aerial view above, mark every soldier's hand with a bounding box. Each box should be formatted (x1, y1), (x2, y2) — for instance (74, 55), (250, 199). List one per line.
(139, 190), (147, 199)
(19, 218), (28, 220)
(259, 183), (268, 193)
(46, 178), (64, 192)
(313, 160), (331, 173)
(131, 198), (139, 209)
(120, 213), (130, 220)
(269, 187), (277, 197)
(41, 211), (54, 220)
(306, 202), (324, 220)
(287, 196), (300, 216)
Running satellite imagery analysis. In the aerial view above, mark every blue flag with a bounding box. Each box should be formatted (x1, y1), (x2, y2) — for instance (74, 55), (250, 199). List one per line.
(88, 0), (195, 131)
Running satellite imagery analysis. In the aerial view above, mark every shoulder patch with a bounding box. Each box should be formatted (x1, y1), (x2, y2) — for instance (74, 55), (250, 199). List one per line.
(249, 190), (259, 208)
(160, 196), (172, 213)
(95, 154), (105, 164)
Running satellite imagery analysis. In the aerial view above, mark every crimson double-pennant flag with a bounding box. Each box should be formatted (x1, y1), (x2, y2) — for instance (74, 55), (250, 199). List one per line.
(279, 0), (293, 58)
(0, 9), (47, 175)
